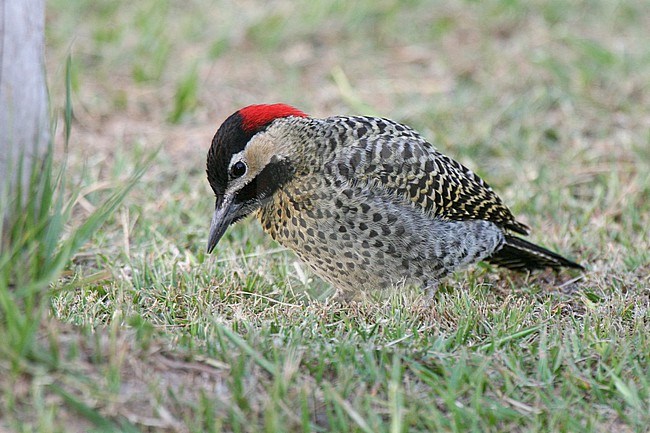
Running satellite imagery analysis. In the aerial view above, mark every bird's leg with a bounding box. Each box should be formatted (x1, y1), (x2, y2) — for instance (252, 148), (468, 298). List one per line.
(424, 281), (440, 301)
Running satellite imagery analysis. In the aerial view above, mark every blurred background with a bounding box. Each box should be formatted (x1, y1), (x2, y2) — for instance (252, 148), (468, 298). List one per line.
(46, 0), (649, 160)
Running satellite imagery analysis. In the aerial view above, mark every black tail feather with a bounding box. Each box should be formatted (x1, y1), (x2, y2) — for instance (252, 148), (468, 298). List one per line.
(487, 235), (584, 271)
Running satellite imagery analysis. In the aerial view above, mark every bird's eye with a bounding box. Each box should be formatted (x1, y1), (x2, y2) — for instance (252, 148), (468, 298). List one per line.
(230, 161), (247, 178)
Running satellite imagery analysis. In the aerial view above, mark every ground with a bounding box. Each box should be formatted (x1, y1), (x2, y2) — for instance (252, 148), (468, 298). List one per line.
(1, 0), (649, 432)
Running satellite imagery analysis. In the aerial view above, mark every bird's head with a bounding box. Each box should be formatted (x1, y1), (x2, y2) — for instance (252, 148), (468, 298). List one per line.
(206, 103), (308, 253)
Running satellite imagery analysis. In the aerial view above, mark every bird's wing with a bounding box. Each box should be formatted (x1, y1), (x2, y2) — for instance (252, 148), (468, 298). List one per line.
(322, 116), (529, 234)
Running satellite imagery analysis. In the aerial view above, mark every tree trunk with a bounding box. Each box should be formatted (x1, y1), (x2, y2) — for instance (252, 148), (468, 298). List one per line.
(0, 0), (49, 192)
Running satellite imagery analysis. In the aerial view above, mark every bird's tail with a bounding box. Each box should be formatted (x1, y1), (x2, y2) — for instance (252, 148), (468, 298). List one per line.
(487, 235), (583, 271)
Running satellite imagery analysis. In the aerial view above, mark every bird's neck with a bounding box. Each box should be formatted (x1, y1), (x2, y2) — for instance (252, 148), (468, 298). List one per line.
(272, 117), (333, 175)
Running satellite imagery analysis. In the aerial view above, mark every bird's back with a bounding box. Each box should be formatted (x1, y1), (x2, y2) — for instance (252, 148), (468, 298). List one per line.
(297, 115), (529, 234)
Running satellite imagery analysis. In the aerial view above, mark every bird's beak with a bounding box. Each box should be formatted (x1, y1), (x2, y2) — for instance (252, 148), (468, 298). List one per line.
(207, 194), (240, 253)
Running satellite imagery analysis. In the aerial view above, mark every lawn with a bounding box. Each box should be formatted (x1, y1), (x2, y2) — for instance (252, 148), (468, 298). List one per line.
(2, 0), (649, 431)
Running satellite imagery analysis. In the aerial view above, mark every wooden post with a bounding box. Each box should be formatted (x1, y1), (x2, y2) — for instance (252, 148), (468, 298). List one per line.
(0, 0), (49, 191)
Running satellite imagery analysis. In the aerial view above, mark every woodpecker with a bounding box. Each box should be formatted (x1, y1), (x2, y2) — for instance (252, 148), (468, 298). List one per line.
(206, 104), (583, 294)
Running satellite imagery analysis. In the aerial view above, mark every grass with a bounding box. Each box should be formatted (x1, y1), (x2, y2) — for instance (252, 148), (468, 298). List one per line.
(2, 0), (648, 431)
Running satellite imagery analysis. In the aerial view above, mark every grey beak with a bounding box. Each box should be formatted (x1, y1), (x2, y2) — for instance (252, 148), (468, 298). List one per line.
(207, 194), (239, 253)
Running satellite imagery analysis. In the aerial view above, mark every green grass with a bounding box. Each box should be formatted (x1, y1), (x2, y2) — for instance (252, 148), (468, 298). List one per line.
(3, 0), (649, 431)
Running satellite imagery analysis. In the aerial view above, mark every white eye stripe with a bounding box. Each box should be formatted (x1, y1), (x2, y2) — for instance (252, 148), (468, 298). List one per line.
(228, 150), (246, 169)
(228, 151), (250, 179)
